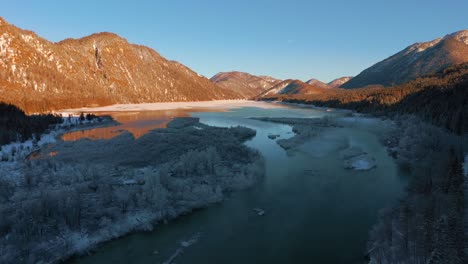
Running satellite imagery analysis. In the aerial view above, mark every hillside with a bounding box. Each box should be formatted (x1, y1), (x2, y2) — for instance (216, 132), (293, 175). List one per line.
(328, 76), (352, 88)
(341, 30), (468, 88)
(0, 17), (240, 113)
(259, 79), (326, 97)
(210, 71), (281, 98)
(305, 78), (330, 89)
(261, 63), (468, 135)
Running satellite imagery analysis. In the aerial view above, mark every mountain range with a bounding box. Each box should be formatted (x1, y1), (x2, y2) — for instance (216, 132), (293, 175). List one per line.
(0, 17), (239, 113)
(1, 16), (467, 112)
(341, 30), (468, 88)
(259, 79), (326, 97)
(210, 71), (281, 98)
(305, 79), (330, 89)
(327, 77), (352, 88)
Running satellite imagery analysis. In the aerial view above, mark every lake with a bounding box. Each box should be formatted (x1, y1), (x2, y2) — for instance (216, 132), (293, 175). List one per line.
(68, 103), (407, 264)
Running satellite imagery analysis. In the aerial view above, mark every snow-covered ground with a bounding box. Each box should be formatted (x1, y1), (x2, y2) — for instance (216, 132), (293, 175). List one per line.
(0, 118), (264, 264)
(59, 100), (284, 113)
(0, 115), (109, 163)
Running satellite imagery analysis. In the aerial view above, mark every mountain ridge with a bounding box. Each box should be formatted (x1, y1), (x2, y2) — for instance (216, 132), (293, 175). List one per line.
(210, 71), (281, 98)
(259, 79), (326, 97)
(328, 76), (353, 88)
(0, 17), (240, 113)
(341, 30), (468, 88)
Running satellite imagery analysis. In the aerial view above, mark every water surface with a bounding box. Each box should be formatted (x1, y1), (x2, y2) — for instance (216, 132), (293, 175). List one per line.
(71, 105), (406, 264)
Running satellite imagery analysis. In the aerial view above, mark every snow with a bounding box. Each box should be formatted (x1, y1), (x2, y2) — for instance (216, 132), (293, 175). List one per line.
(0, 115), (105, 163)
(163, 233), (201, 264)
(264, 82), (290, 96)
(0, 131), (57, 162)
(253, 208), (266, 216)
(343, 154), (377, 170)
(449, 30), (468, 45)
(59, 100), (282, 113)
(0, 33), (13, 57)
(0, 118), (264, 263)
(410, 38), (442, 53)
(122, 179), (138, 185)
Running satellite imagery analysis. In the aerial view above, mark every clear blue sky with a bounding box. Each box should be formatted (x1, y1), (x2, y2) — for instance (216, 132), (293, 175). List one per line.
(1, 0), (467, 82)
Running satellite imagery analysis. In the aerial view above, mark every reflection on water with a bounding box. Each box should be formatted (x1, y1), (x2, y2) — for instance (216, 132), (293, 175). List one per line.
(72, 106), (407, 264)
(61, 108), (225, 141)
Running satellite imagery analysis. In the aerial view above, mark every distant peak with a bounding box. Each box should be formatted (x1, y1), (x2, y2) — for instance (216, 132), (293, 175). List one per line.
(448, 29), (468, 45)
(408, 29), (468, 53)
(408, 37), (443, 53)
(328, 76), (353, 88)
(58, 32), (127, 45)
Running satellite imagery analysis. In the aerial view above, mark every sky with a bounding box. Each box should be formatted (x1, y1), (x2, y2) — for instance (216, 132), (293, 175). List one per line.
(1, 0), (467, 82)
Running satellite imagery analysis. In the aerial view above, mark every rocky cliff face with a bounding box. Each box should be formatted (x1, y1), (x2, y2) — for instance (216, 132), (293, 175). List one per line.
(341, 30), (468, 88)
(0, 17), (239, 113)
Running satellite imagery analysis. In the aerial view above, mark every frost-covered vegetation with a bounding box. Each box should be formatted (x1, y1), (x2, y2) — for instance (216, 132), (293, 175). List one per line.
(0, 102), (62, 146)
(0, 117), (264, 263)
(0, 107), (110, 163)
(367, 116), (467, 263)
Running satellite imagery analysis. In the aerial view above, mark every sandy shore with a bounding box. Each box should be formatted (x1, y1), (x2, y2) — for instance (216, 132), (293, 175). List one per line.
(59, 100), (283, 114)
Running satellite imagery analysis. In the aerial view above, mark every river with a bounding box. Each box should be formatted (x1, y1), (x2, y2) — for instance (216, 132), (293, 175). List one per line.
(68, 103), (407, 264)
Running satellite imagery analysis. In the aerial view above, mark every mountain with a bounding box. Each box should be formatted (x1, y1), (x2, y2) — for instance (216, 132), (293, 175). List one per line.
(305, 78), (330, 89)
(259, 79), (324, 97)
(341, 30), (468, 88)
(0, 17), (240, 113)
(260, 63), (468, 135)
(328, 77), (352, 88)
(210, 71), (281, 98)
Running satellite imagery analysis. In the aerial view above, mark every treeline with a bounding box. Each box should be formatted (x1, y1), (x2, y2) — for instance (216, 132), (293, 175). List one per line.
(260, 63), (468, 135)
(0, 102), (62, 146)
(368, 117), (466, 263)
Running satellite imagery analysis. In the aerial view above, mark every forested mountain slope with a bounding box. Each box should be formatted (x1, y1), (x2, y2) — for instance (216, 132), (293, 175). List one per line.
(341, 30), (468, 88)
(261, 63), (468, 135)
(210, 71), (281, 98)
(0, 17), (240, 113)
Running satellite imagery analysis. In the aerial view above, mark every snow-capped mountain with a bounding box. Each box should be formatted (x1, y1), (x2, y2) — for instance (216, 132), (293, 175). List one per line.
(328, 77), (353, 88)
(341, 30), (468, 88)
(259, 79), (324, 97)
(0, 17), (240, 113)
(210, 71), (281, 98)
(305, 78), (330, 89)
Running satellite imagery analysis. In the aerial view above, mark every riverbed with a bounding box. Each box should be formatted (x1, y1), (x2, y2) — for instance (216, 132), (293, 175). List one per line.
(68, 102), (407, 264)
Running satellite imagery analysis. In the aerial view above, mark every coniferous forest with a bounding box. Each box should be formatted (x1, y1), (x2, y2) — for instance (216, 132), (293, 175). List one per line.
(260, 63), (468, 135)
(0, 103), (62, 146)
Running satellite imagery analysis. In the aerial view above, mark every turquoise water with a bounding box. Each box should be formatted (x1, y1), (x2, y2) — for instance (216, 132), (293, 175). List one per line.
(72, 106), (406, 264)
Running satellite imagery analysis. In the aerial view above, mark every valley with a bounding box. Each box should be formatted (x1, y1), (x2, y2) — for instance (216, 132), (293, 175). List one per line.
(0, 7), (467, 264)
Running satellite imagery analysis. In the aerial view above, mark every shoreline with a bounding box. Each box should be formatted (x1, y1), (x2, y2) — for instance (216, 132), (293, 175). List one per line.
(0, 118), (265, 264)
(0, 115), (115, 163)
(58, 100), (287, 114)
